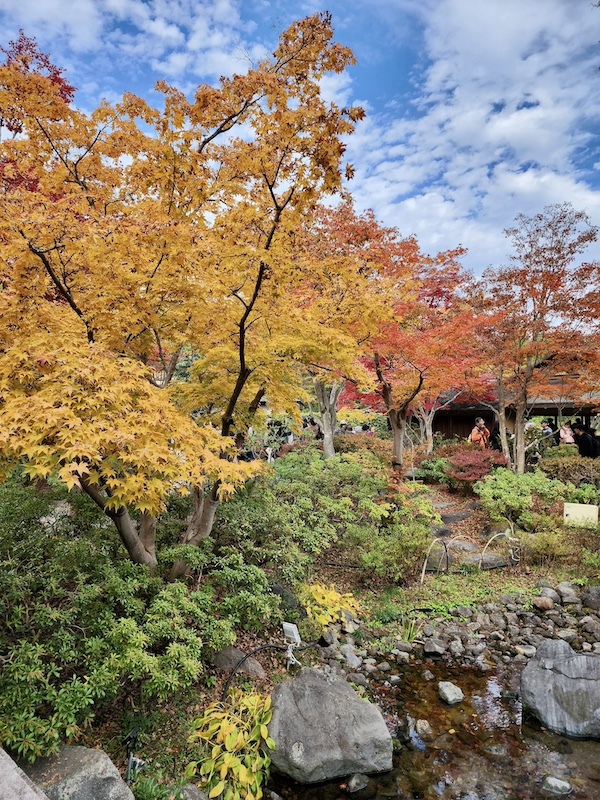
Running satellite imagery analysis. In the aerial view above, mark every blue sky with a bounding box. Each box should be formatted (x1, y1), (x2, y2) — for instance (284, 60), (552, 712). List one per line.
(1, 0), (600, 274)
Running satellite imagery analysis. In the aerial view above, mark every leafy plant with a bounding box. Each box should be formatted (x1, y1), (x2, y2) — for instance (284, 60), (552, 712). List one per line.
(445, 449), (508, 494)
(209, 550), (282, 632)
(214, 442), (431, 585)
(186, 691), (275, 800)
(539, 452), (600, 488)
(474, 468), (569, 532)
(298, 582), (361, 628)
(565, 483), (600, 505)
(132, 775), (187, 800)
(0, 471), (235, 761)
(412, 457), (451, 485)
(341, 481), (436, 581)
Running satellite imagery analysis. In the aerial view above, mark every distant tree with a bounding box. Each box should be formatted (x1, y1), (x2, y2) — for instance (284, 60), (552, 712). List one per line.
(478, 203), (599, 473)
(296, 201), (414, 458)
(341, 243), (473, 468)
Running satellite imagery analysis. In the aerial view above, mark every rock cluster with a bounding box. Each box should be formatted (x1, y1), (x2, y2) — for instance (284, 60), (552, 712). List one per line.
(314, 581), (600, 682)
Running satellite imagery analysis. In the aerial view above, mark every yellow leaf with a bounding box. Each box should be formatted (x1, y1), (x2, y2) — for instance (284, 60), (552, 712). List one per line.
(209, 781), (226, 798)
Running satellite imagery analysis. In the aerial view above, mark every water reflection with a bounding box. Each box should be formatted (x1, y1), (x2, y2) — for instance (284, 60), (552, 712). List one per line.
(470, 674), (520, 731)
(268, 660), (600, 800)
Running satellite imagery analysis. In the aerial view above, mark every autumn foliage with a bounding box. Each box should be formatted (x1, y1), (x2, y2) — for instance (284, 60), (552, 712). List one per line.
(0, 19), (367, 566)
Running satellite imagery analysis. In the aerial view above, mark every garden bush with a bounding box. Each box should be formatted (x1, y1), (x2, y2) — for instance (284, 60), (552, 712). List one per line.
(0, 471), (235, 761)
(213, 441), (432, 584)
(445, 448), (508, 494)
(473, 468), (569, 532)
(412, 456), (451, 485)
(539, 450), (600, 489)
(341, 481), (435, 581)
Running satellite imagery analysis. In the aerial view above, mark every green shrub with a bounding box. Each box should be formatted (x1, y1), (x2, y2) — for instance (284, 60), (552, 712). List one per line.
(474, 468), (569, 532)
(341, 482), (435, 581)
(209, 550), (282, 632)
(412, 457), (451, 484)
(565, 483), (600, 505)
(539, 451), (600, 488)
(521, 527), (573, 565)
(0, 472), (235, 761)
(212, 442), (434, 586)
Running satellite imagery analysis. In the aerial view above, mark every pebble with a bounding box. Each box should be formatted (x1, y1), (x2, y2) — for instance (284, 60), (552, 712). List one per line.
(541, 776), (572, 795)
(438, 680), (464, 705)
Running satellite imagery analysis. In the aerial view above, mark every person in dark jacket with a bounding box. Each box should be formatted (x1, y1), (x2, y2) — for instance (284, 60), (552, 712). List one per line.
(572, 422), (597, 458)
(489, 421), (502, 451)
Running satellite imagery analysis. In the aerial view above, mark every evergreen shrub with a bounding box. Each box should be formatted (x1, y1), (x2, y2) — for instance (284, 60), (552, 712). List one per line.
(213, 441), (433, 584)
(474, 468), (569, 532)
(539, 451), (600, 488)
(0, 472), (235, 761)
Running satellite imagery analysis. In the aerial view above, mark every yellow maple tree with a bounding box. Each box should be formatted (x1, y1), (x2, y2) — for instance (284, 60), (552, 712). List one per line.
(0, 16), (367, 568)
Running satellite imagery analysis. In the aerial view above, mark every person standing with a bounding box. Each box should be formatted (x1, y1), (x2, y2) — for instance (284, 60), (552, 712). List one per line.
(470, 417), (490, 450)
(540, 420), (556, 450)
(572, 422), (597, 458)
(489, 421), (502, 451)
(559, 421), (575, 445)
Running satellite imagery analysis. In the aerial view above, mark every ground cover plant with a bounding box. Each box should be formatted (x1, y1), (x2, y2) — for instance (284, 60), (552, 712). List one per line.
(212, 440), (434, 584)
(4, 430), (600, 797)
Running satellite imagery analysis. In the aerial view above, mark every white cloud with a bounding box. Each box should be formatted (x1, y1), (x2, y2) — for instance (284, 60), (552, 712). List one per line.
(344, 0), (600, 272)
(0, 0), (103, 49)
(1, 0), (600, 273)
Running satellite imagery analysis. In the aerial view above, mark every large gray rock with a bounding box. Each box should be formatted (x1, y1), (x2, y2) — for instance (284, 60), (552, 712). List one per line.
(21, 746), (133, 800)
(0, 749), (50, 800)
(521, 639), (600, 738)
(582, 586), (600, 611)
(268, 667), (393, 783)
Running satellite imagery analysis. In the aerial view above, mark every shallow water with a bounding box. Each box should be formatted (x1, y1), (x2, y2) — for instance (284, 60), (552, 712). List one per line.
(268, 661), (600, 800)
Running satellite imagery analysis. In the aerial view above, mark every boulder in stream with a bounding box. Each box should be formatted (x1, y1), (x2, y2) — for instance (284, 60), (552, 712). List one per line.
(267, 667), (392, 783)
(521, 639), (600, 738)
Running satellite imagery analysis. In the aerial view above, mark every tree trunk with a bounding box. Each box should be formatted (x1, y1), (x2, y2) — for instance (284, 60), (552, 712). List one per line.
(139, 513), (157, 561)
(80, 477), (157, 569)
(389, 409), (405, 471)
(423, 415), (434, 454)
(112, 508), (158, 569)
(168, 485), (221, 580)
(313, 379), (342, 460)
(514, 398), (527, 474)
(495, 369), (512, 466)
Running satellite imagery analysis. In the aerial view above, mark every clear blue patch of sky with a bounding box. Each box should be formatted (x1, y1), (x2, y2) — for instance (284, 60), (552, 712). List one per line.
(240, 0), (425, 116)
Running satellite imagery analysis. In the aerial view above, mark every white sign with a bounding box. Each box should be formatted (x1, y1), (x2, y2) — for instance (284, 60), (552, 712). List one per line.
(563, 503), (599, 528)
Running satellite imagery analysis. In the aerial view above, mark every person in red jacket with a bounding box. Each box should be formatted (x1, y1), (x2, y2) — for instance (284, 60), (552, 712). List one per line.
(470, 417), (490, 449)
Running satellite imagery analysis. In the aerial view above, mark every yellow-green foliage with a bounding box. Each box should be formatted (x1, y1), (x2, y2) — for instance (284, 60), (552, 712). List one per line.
(337, 408), (384, 428)
(186, 691), (275, 800)
(298, 582), (361, 628)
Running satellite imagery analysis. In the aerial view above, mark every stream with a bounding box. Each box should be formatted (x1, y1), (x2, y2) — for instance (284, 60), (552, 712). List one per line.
(268, 661), (600, 800)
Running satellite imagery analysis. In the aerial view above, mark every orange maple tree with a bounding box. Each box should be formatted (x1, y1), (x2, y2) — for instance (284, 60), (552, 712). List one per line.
(341, 238), (473, 468)
(476, 203), (599, 472)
